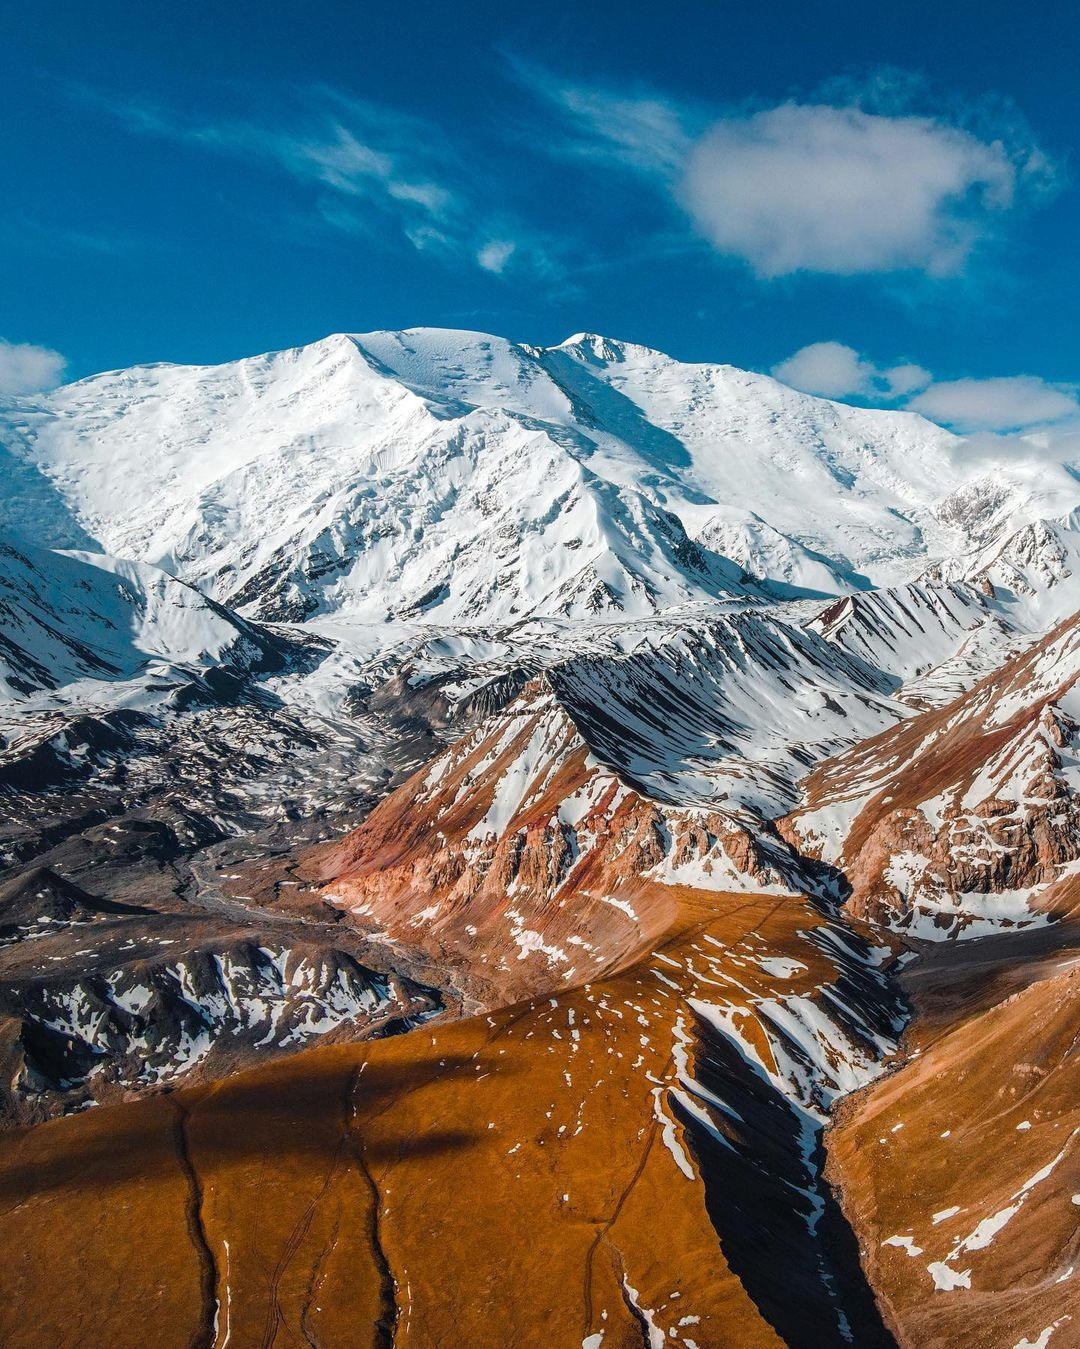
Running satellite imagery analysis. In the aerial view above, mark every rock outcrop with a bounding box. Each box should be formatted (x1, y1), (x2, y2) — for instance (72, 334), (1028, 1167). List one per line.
(788, 610), (1080, 939)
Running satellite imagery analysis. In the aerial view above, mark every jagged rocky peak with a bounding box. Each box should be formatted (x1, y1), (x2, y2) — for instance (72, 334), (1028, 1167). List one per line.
(787, 609), (1080, 939)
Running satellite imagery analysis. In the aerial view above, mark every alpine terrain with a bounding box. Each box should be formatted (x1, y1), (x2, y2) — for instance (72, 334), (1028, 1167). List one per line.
(2, 326), (1080, 1349)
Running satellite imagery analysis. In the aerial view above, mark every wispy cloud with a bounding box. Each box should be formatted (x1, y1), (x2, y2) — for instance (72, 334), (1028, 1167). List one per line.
(477, 239), (516, 274)
(0, 339), (66, 395)
(510, 61), (1064, 281)
(506, 57), (695, 181)
(66, 81), (555, 280)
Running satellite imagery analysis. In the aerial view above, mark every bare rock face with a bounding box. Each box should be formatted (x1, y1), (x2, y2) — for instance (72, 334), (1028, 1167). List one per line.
(787, 611), (1080, 940)
(309, 677), (804, 1006)
(7, 940), (437, 1112)
(0, 892), (445, 1126)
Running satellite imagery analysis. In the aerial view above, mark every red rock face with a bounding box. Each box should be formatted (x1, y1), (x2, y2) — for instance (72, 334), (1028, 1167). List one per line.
(787, 611), (1080, 938)
(311, 677), (796, 1006)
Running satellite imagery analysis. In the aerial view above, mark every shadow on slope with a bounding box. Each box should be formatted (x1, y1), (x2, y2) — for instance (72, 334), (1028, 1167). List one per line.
(676, 1016), (897, 1349)
(0, 1047), (491, 1208)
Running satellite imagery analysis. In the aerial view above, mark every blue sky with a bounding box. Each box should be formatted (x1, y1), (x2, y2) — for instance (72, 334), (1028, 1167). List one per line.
(3, 1), (1079, 432)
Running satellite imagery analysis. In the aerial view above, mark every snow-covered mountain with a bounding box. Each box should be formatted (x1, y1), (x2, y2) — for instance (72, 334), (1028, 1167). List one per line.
(2, 325), (1078, 904)
(0, 536), (288, 702)
(3, 326), (1077, 633)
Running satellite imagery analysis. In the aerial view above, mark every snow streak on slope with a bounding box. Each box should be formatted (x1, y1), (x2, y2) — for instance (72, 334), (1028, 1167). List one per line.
(311, 676), (805, 1007)
(550, 612), (905, 814)
(789, 612), (1080, 939)
(808, 580), (1026, 709)
(10, 941), (435, 1096)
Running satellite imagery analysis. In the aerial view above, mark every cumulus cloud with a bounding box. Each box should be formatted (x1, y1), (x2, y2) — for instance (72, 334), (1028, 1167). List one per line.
(882, 362), (933, 397)
(909, 376), (1079, 432)
(773, 339), (1078, 435)
(513, 62), (1061, 281)
(681, 103), (1040, 277)
(772, 341), (930, 399)
(0, 340), (67, 395)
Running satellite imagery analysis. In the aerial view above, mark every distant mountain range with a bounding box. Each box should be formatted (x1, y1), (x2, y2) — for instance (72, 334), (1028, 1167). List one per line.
(3, 327), (1077, 627)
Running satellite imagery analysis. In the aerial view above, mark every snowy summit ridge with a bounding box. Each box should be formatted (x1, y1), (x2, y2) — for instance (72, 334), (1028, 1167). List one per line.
(0, 325), (1076, 640)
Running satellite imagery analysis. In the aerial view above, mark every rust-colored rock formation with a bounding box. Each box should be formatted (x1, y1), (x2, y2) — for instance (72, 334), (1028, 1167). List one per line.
(303, 678), (794, 1008)
(827, 918), (1080, 1348)
(787, 612), (1080, 938)
(0, 682), (910, 1348)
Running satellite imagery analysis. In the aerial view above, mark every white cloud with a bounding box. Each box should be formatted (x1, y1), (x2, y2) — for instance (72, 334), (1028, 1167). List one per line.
(882, 362), (933, 397)
(772, 341), (929, 399)
(773, 340), (1078, 435)
(0, 340), (66, 395)
(909, 376), (1079, 431)
(477, 239), (516, 274)
(772, 342), (878, 397)
(286, 122), (453, 218)
(506, 58), (693, 180)
(681, 103), (1036, 278)
(513, 63), (1061, 281)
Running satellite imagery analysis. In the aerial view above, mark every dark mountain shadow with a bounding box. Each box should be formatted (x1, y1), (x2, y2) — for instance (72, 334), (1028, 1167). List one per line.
(0, 1046), (501, 1206)
(0, 435), (98, 552)
(674, 1010), (897, 1349)
(539, 346), (697, 477)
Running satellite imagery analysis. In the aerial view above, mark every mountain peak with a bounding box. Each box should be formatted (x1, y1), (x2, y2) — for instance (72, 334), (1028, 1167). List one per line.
(0, 323), (1064, 633)
(555, 331), (664, 363)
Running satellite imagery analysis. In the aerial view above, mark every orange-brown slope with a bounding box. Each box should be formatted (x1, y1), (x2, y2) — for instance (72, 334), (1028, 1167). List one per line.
(826, 913), (1080, 1349)
(785, 609), (1080, 938)
(0, 877), (902, 1349)
(284, 677), (795, 1009)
